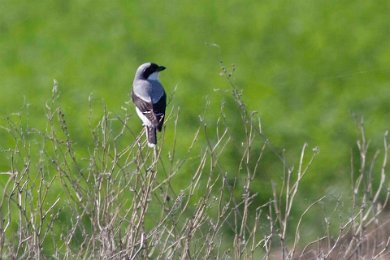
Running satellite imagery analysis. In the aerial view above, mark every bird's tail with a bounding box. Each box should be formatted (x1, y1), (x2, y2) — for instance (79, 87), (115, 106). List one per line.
(145, 126), (157, 148)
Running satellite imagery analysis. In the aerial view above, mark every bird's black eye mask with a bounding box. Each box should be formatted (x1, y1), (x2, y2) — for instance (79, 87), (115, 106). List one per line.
(142, 63), (160, 79)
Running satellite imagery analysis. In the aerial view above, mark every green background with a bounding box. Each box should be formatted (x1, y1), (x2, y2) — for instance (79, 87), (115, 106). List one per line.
(1, 0), (390, 249)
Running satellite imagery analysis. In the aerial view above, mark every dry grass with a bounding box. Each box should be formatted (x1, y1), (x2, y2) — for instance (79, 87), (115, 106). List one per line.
(0, 70), (389, 259)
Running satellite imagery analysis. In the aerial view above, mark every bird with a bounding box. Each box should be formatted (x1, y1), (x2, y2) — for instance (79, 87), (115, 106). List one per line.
(131, 62), (167, 148)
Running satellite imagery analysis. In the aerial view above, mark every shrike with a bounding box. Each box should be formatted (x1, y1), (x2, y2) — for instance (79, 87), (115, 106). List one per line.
(131, 62), (167, 148)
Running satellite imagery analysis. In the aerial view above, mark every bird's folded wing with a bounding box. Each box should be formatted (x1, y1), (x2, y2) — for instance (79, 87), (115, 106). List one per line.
(132, 91), (159, 126)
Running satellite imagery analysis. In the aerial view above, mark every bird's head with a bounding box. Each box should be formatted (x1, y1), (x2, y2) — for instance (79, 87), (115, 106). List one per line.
(135, 62), (166, 81)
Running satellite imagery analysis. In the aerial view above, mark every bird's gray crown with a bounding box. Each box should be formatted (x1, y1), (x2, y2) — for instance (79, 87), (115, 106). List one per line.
(135, 62), (166, 80)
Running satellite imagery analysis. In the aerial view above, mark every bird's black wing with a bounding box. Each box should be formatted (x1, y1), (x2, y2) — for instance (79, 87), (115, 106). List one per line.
(153, 91), (166, 131)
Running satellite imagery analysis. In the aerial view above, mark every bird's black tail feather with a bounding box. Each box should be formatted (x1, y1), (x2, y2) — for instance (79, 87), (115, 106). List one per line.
(145, 126), (157, 148)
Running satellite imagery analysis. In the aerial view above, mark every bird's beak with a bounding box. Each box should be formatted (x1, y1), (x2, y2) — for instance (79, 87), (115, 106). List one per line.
(157, 66), (166, 71)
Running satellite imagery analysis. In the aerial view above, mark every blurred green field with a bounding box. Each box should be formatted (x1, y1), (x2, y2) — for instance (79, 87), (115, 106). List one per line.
(1, 0), (390, 255)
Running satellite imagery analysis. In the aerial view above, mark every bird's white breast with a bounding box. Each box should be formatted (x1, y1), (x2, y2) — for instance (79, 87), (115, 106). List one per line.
(147, 72), (160, 81)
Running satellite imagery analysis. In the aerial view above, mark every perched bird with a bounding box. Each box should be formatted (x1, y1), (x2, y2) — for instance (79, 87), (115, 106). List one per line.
(131, 62), (167, 148)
